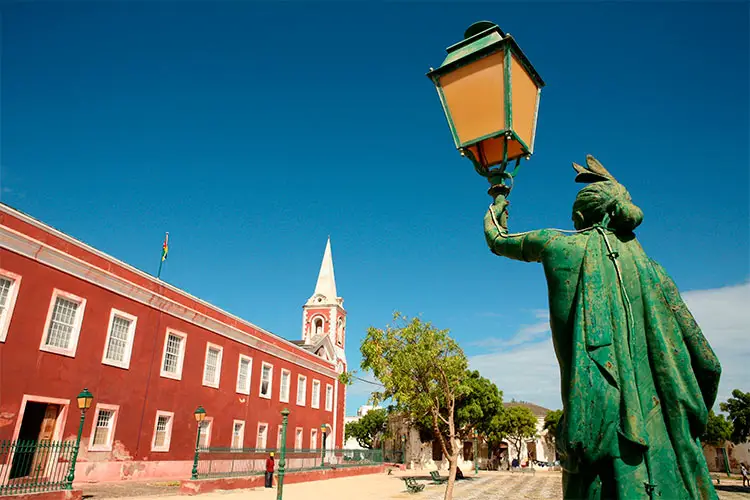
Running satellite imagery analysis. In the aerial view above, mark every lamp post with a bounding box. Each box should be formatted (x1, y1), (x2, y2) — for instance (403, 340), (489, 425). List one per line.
(64, 388), (93, 489)
(401, 434), (406, 465)
(320, 423), (327, 468)
(276, 409), (290, 500)
(427, 21), (545, 199)
(191, 406), (207, 480)
(472, 431), (479, 475)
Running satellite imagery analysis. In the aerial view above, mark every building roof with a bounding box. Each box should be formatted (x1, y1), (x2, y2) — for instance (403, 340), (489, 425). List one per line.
(504, 401), (552, 418)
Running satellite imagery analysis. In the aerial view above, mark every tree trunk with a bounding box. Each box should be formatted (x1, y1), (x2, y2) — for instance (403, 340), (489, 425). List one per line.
(443, 449), (460, 500)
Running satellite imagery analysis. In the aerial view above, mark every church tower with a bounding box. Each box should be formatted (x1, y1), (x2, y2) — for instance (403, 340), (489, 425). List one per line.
(302, 238), (346, 365)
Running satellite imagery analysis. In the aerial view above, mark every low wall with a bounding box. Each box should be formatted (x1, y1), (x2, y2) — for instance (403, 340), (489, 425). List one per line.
(75, 460), (192, 483)
(179, 465), (384, 495)
(1, 490), (82, 500)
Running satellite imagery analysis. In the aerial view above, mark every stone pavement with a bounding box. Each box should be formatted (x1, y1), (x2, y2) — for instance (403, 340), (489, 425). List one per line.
(80, 470), (749, 500)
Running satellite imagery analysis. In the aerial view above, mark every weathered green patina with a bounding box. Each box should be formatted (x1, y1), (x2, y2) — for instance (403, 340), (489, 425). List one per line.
(483, 155), (721, 499)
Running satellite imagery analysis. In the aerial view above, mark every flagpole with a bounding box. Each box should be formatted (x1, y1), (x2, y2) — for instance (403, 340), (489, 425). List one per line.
(157, 232), (169, 280)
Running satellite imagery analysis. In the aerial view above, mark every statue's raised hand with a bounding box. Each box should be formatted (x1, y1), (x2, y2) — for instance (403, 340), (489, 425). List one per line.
(485, 195), (509, 234)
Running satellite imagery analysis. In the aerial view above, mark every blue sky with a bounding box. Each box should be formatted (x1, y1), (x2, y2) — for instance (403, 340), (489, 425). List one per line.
(2, 2), (748, 414)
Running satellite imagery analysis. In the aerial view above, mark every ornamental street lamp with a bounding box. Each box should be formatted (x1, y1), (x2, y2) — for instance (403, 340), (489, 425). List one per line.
(320, 423), (327, 467)
(191, 406), (207, 480)
(427, 21), (545, 198)
(401, 435), (406, 465)
(472, 430), (479, 475)
(276, 409), (290, 500)
(65, 388), (94, 489)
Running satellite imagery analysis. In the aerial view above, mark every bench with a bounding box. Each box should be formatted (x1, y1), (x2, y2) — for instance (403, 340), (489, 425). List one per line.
(402, 477), (425, 493)
(429, 471), (447, 484)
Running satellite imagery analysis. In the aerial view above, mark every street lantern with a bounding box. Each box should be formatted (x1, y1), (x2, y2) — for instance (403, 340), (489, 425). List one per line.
(191, 406), (207, 480)
(194, 406), (207, 423)
(320, 423), (328, 467)
(76, 388), (94, 411)
(65, 388), (94, 489)
(427, 21), (545, 196)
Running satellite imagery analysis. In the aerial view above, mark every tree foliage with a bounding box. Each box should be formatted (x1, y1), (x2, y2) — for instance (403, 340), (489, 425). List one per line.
(543, 410), (563, 442)
(700, 410), (733, 447)
(413, 370), (504, 442)
(493, 405), (538, 461)
(344, 408), (388, 449)
(719, 389), (750, 444)
(360, 313), (467, 500)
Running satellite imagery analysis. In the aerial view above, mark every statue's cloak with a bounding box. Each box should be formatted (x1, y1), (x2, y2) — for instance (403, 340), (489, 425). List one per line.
(554, 228), (721, 499)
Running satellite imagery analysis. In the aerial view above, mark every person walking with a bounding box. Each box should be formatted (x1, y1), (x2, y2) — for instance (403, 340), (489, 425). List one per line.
(265, 452), (275, 488)
(741, 462), (749, 488)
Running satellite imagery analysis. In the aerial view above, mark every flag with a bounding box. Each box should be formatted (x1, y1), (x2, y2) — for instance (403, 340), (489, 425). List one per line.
(161, 232), (169, 262)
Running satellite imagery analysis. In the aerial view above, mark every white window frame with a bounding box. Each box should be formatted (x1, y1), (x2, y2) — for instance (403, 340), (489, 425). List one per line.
(232, 420), (245, 450)
(259, 362), (273, 399)
(277, 424), (284, 450)
(101, 308), (138, 369)
(236, 354), (252, 395)
(325, 384), (333, 412)
(197, 417), (213, 449)
(279, 369), (291, 403)
(0, 269), (22, 343)
(87, 403), (119, 452)
(202, 342), (224, 389)
(257, 422), (269, 449)
(159, 328), (187, 380)
(296, 375), (307, 407)
(311, 379), (321, 409)
(39, 288), (87, 357)
(151, 410), (175, 452)
(294, 427), (304, 450)
(310, 429), (318, 450)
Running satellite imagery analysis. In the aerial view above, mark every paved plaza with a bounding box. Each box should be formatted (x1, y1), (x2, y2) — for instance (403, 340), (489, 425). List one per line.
(81, 470), (750, 500)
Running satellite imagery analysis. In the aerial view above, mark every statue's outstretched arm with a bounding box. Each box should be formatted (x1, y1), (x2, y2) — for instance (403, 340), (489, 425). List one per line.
(483, 194), (557, 263)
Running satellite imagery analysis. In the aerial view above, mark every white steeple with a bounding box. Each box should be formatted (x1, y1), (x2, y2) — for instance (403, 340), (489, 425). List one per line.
(302, 238), (346, 364)
(307, 237), (339, 305)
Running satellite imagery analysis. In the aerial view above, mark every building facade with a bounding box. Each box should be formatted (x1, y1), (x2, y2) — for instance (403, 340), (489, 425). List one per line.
(0, 204), (347, 483)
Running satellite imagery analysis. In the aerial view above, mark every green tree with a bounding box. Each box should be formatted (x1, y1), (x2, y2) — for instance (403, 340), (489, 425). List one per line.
(720, 389), (750, 444)
(413, 370), (504, 443)
(359, 313), (467, 500)
(543, 409), (563, 453)
(543, 410), (563, 437)
(495, 405), (538, 462)
(344, 408), (388, 449)
(700, 410), (733, 447)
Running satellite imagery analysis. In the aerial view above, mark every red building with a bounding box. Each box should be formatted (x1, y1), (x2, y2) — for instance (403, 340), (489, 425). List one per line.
(0, 203), (348, 483)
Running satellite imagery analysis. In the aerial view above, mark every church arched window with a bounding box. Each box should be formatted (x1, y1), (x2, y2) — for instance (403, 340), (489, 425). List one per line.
(314, 317), (324, 337)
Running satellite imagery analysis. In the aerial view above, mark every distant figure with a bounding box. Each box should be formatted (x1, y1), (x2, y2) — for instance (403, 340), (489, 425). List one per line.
(265, 452), (275, 488)
(741, 462), (749, 488)
(511, 458), (519, 468)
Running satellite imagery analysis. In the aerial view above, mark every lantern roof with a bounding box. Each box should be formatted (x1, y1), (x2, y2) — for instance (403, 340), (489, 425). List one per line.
(426, 21), (545, 89)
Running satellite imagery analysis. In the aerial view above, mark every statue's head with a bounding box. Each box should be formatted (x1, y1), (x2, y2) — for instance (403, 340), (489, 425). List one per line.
(571, 155), (644, 232)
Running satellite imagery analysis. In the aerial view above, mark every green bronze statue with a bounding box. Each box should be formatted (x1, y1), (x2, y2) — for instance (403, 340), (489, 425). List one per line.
(483, 155), (721, 499)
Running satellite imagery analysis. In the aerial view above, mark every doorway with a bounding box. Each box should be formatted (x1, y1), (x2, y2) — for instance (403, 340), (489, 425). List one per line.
(9, 402), (61, 479)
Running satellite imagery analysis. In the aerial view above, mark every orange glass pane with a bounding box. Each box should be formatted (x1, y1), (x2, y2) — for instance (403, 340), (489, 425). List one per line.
(467, 137), (525, 167)
(510, 55), (539, 150)
(439, 51), (506, 146)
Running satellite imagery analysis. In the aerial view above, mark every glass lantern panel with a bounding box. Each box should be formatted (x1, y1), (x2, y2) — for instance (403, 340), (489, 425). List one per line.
(438, 51), (506, 146)
(510, 54), (540, 152)
(467, 136), (526, 167)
